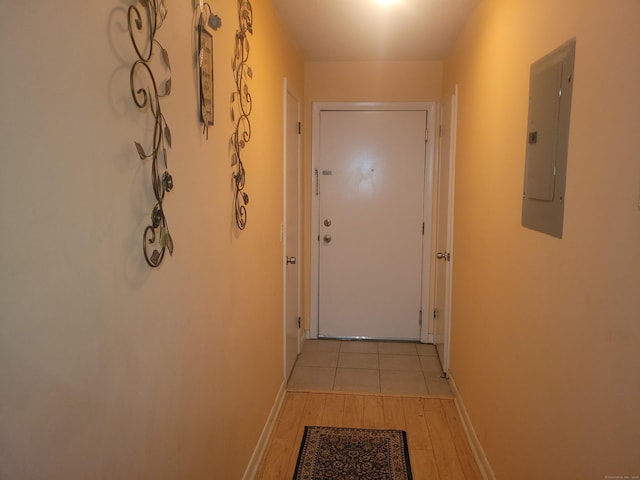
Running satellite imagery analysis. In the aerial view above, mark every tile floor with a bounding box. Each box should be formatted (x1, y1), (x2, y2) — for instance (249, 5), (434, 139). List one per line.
(287, 339), (453, 396)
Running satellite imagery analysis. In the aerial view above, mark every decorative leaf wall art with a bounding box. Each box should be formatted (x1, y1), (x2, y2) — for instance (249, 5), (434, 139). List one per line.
(231, 0), (253, 230)
(128, 0), (175, 267)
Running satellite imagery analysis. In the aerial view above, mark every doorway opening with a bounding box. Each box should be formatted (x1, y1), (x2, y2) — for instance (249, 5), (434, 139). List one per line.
(309, 102), (436, 343)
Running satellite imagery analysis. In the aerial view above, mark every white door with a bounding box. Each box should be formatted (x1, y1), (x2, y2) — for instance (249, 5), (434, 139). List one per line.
(284, 81), (301, 380)
(317, 108), (428, 340)
(434, 87), (457, 374)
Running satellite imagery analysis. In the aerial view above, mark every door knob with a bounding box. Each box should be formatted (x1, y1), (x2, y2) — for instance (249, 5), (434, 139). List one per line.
(324, 219), (332, 227)
(286, 256), (297, 265)
(323, 234), (332, 244)
(436, 252), (450, 261)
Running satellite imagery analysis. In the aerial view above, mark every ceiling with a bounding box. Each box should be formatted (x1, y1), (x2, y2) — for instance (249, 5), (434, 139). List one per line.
(271, 0), (481, 61)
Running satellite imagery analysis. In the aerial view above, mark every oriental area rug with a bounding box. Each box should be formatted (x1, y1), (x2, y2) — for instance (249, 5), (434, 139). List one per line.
(293, 426), (413, 480)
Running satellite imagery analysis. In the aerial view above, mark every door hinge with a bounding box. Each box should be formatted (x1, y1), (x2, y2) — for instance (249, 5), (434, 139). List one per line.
(433, 308), (438, 319)
(298, 122), (302, 135)
(425, 129), (429, 143)
(439, 125), (444, 137)
(297, 316), (301, 328)
(419, 310), (423, 326)
(422, 222), (425, 235)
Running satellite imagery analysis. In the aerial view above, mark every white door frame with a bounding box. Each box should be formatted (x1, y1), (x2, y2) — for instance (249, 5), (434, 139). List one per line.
(309, 102), (436, 341)
(433, 86), (457, 373)
(283, 78), (302, 379)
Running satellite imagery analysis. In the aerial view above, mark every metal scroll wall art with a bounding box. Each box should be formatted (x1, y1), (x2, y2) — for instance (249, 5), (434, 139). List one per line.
(231, 0), (253, 230)
(196, 0), (222, 138)
(128, 0), (174, 267)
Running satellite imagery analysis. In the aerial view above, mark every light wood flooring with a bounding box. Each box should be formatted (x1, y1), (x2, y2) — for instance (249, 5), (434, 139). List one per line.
(256, 391), (483, 479)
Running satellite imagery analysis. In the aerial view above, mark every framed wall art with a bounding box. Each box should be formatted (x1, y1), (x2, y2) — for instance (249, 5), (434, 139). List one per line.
(196, 1), (221, 138)
(199, 28), (214, 127)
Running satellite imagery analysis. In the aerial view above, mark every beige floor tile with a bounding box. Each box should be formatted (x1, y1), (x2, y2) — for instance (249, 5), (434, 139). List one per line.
(296, 350), (339, 368)
(419, 355), (444, 378)
(287, 366), (335, 390)
(302, 339), (341, 353)
(380, 370), (428, 395)
(290, 339), (453, 397)
(378, 342), (418, 355)
(338, 352), (379, 369)
(339, 340), (379, 354)
(379, 354), (422, 372)
(334, 368), (380, 393)
(426, 377), (453, 396)
(416, 343), (438, 356)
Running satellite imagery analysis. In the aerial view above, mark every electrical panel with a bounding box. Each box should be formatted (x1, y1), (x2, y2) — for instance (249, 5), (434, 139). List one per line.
(522, 39), (576, 238)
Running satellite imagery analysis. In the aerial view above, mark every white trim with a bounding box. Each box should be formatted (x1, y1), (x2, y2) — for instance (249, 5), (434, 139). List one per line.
(242, 382), (287, 480)
(283, 78), (302, 379)
(442, 85), (457, 373)
(449, 374), (496, 480)
(309, 103), (321, 339)
(420, 104), (437, 344)
(310, 102), (436, 340)
(282, 78), (287, 376)
(299, 328), (307, 349)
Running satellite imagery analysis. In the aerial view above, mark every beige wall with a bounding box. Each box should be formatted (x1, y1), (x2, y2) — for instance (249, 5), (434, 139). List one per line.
(0, 1), (303, 478)
(301, 61), (443, 328)
(443, 0), (640, 478)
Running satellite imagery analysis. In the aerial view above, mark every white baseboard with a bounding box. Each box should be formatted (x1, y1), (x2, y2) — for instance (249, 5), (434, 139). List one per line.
(242, 381), (287, 480)
(449, 374), (496, 480)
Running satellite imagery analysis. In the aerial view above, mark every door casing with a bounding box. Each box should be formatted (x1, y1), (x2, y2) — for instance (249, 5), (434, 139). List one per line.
(433, 86), (457, 374)
(309, 102), (436, 341)
(283, 78), (301, 380)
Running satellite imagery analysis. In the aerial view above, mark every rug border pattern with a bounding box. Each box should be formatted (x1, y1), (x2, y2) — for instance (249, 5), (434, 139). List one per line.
(293, 425), (413, 480)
